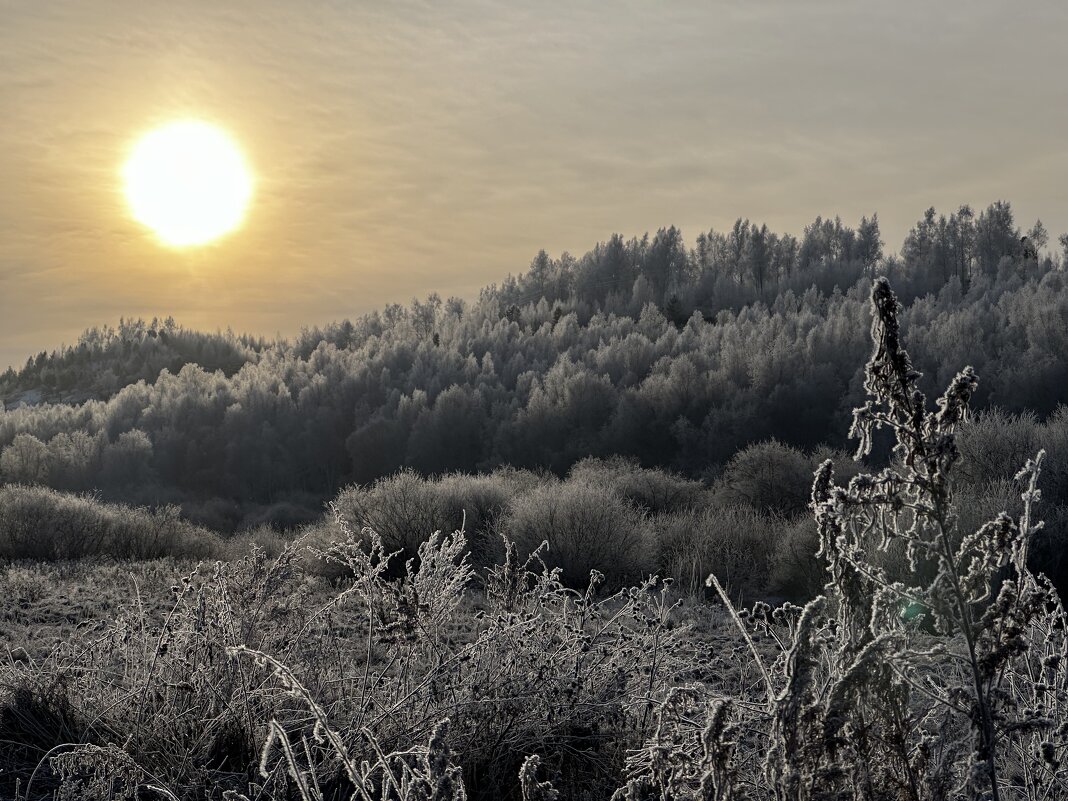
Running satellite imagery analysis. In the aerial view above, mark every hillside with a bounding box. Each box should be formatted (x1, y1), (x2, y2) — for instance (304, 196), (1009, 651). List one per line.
(0, 317), (265, 408)
(1, 200), (1066, 529)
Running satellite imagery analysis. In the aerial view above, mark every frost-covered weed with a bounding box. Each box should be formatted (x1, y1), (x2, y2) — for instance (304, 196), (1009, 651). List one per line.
(615, 278), (1068, 801)
(3, 515), (688, 799)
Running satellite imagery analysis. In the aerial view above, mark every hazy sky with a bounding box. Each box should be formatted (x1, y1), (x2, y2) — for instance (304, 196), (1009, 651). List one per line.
(2, 1), (1067, 370)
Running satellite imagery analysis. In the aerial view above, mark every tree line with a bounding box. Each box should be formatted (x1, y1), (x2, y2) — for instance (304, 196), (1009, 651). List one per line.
(1, 200), (1066, 528)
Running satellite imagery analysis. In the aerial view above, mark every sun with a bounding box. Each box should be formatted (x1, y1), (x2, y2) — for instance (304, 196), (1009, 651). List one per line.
(122, 120), (253, 247)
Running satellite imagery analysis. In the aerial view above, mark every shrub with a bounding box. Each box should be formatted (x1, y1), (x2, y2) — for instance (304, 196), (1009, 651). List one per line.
(569, 456), (707, 514)
(333, 470), (445, 560)
(429, 472), (519, 564)
(1035, 405), (1068, 503)
(656, 505), (783, 602)
(501, 479), (656, 587)
(711, 439), (813, 515)
(220, 524), (291, 561)
(333, 469), (524, 567)
(956, 407), (1042, 490)
(0, 484), (219, 561)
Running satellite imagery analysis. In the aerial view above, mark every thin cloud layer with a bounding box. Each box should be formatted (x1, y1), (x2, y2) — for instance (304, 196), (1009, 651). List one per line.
(2, 0), (1066, 369)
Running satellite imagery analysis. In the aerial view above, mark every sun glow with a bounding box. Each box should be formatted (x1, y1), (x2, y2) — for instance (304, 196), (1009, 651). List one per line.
(122, 120), (253, 247)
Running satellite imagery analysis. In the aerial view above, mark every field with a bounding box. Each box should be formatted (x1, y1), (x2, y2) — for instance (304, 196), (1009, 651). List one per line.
(0, 544), (749, 800)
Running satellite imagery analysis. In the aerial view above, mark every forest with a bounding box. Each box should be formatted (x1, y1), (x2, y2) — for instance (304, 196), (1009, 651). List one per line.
(1, 200), (1068, 798)
(1, 201), (1067, 529)
(3, 200), (1068, 600)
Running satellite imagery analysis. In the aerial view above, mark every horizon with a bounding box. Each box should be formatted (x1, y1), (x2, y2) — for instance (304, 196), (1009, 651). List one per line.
(3, 0), (1067, 371)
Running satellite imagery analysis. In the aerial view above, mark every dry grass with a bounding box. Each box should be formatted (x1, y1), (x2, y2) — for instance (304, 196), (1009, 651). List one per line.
(0, 528), (708, 800)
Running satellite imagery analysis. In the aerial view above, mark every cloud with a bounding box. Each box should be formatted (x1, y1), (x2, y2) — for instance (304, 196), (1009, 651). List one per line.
(1, 0), (1067, 369)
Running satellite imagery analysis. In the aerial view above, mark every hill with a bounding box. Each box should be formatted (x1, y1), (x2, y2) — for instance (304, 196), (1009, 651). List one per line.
(1, 200), (1066, 528)
(0, 317), (265, 407)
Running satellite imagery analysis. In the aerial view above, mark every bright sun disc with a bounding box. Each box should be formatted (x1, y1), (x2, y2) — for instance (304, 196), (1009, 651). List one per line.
(123, 120), (252, 247)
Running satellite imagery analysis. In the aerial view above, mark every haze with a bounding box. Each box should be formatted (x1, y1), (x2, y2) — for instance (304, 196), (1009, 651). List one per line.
(2, 0), (1066, 370)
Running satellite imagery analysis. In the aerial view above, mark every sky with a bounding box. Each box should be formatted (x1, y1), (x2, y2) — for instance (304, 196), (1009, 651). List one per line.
(2, 0), (1067, 371)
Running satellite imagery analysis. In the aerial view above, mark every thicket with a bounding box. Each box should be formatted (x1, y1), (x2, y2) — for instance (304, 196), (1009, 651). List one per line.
(313, 453), (848, 600)
(312, 424), (1068, 601)
(4, 278), (1067, 799)
(2, 202), (1067, 527)
(2, 417), (1067, 606)
(0, 484), (219, 561)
